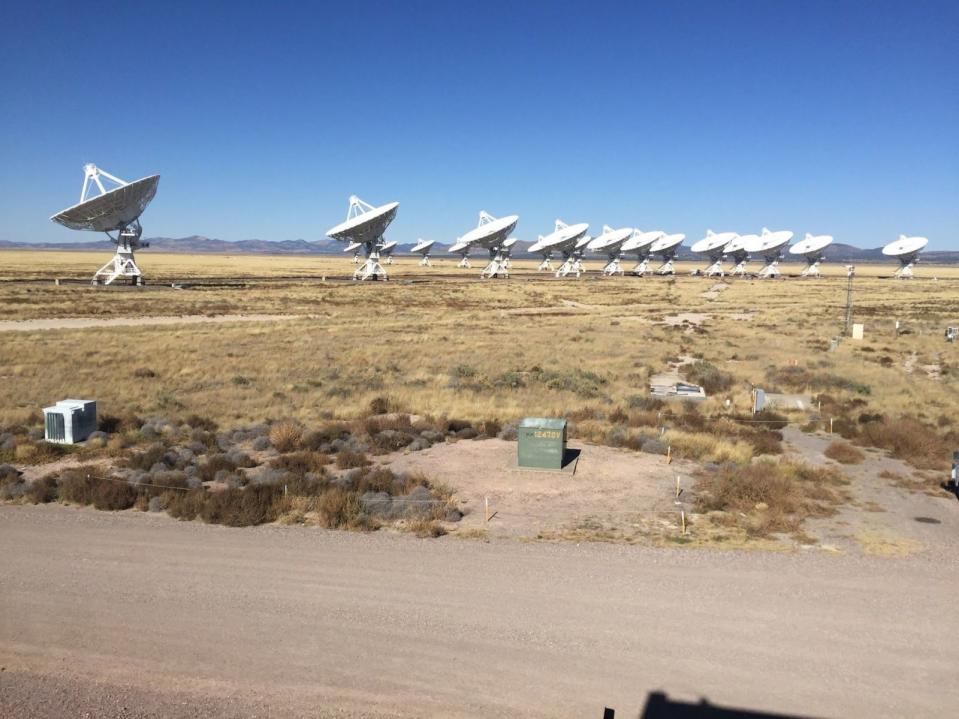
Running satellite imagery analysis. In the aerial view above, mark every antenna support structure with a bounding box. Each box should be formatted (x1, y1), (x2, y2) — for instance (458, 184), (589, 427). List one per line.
(346, 196), (389, 281)
(81, 165), (147, 286)
(843, 265), (855, 335)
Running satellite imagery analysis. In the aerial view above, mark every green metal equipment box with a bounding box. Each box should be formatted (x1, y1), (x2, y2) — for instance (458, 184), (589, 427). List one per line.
(517, 417), (567, 470)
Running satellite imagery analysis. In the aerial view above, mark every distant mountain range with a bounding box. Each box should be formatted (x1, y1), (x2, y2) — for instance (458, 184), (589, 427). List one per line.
(2, 236), (958, 263)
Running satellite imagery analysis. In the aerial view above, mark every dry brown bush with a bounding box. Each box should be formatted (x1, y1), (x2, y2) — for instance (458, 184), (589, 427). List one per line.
(335, 449), (371, 469)
(696, 460), (847, 537)
(269, 422), (302, 452)
(858, 417), (948, 469)
(823, 441), (866, 464)
(270, 451), (330, 476)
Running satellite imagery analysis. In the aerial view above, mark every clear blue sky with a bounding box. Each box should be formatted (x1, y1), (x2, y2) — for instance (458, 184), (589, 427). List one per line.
(1, 0), (956, 248)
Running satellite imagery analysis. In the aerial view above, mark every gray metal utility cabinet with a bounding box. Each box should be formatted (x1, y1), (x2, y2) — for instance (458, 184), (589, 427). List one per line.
(517, 417), (567, 470)
(43, 399), (97, 444)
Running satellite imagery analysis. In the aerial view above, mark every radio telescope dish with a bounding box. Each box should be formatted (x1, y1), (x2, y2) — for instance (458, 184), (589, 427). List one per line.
(649, 233), (685, 275)
(449, 239), (473, 269)
(50, 164), (160, 285)
(623, 230), (665, 276)
(789, 233), (833, 277)
(344, 240), (363, 264)
(326, 195), (399, 280)
(456, 210), (519, 279)
(882, 235), (928, 279)
(724, 234), (758, 276)
(530, 219), (589, 273)
(748, 228), (793, 278)
(587, 225), (634, 276)
(412, 239), (435, 267)
(379, 240), (398, 266)
(691, 230), (738, 277)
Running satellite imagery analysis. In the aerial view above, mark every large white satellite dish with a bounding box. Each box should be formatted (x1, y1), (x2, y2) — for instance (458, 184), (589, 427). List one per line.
(622, 230), (664, 276)
(50, 164), (159, 285)
(882, 235), (928, 279)
(456, 210), (519, 279)
(649, 233), (685, 275)
(326, 195), (399, 280)
(587, 225), (634, 276)
(789, 233), (833, 277)
(724, 233), (758, 276)
(691, 230), (738, 277)
(748, 227), (793, 278)
(411, 238), (435, 267)
(530, 219), (589, 273)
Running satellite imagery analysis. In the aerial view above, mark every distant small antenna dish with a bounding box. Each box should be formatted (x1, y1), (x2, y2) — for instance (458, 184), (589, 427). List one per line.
(882, 235), (928, 279)
(456, 210), (519, 279)
(411, 239), (435, 267)
(50, 164), (160, 285)
(621, 230), (664, 276)
(789, 233), (833, 277)
(748, 228), (793, 278)
(379, 240), (398, 265)
(587, 225), (634, 276)
(326, 195), (399, 280)
(449, 239), (473, 268)
(724, 234), (759, 277)
(344, 240), (363, 264)
(691, 230), (738, 277)
(529, 219), (589, 276)
(649, 233), (685, 275)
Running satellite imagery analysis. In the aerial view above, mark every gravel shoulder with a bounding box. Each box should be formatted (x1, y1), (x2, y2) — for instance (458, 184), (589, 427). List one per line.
(1, 504), (957, 718)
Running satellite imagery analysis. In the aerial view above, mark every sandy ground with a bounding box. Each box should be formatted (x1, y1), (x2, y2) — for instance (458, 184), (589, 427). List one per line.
(1, 504), (957, 718)
(380, 438), (697, 538)
(783, 427), (959, 555)
(0, 314), (298, 332)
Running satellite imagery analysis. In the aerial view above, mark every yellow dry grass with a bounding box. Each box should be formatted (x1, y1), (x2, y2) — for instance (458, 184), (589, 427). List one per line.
(1, 251), (957, 466)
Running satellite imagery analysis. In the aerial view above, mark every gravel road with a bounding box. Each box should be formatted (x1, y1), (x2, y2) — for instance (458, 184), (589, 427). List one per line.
(1, 504), (956, 718)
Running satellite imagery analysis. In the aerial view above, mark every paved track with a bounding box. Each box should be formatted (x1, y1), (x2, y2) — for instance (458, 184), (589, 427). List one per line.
(1, 504), (956, 718)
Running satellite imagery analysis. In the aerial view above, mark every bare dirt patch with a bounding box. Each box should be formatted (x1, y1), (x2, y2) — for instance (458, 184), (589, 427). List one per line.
(379, 438), (696, 540)
(0, 314), (297, 333)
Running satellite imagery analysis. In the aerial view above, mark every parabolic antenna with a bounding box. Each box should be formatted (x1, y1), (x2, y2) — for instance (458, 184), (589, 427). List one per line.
(344, 240), (363, 253)
(691, 230), (738, 277)
(883, 235), (928, 279)
(530, 219), (589, 272)
(725, 234), (758, 277)
(789, 233), (833, 277)
(748, 228), (793, 279)
(456, 210), (519, 279)
(649, 233), (685, 275)
(412, 239), (435, 267)
(449, 239), (472, 269)
(325, 195), (399, 281)
(622, 229), (664, 276)
(379, 240), (398, 266)
(588, 225), (634, 276)
(50, 164), (160, 285)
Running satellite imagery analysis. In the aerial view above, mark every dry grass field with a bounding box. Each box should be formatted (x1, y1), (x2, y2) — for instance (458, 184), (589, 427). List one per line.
(2, 249), (958, 547)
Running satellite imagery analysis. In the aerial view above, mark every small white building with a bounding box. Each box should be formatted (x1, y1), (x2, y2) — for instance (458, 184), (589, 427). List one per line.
(43, 399), (97, 444)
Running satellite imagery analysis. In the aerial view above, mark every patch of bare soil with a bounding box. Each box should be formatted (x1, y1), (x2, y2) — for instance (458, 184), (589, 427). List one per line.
(783, 426), (959, 554)
(659, 312), (709, 327)
(16, 455), (101, 482)
(701, 282), (730, 299)
(379, 438), (696, 541)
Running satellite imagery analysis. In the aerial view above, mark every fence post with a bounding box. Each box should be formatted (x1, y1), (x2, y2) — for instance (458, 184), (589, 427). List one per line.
(829, 417), (834, 434)
(675, 476), (681, 498)
(484, 496), (490, 523)
(666, 445), (672, 464)
(681, 510), (686, 535)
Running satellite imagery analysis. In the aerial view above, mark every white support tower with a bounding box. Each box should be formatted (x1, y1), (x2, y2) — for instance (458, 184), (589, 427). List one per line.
(50, 164), (160, 286)
(724, 234), (756, 277)
(622, 230), (662, 277)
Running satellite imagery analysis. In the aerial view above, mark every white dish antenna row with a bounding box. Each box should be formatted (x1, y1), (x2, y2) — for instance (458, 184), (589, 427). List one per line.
(48, 166), (934, 283)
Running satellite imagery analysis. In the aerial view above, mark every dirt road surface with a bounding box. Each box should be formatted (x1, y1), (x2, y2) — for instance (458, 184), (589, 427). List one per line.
(1, 504), (957, 718)
(0, 314), (297, 333)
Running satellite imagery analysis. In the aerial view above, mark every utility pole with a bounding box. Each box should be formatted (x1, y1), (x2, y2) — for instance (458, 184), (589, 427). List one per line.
(843, 265), (855, 336)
